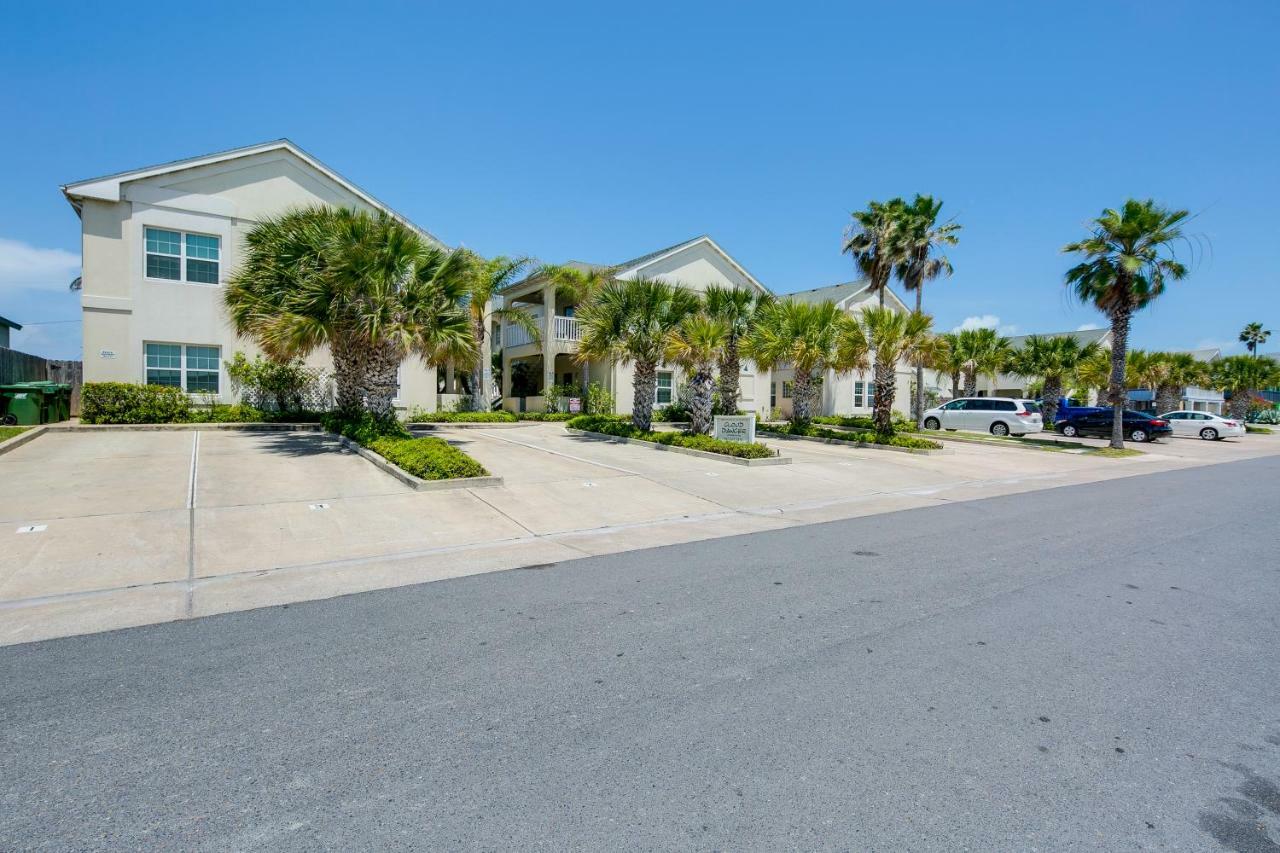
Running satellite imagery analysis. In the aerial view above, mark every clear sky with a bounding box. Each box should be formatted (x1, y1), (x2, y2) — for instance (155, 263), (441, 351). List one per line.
(2, 1), (1276, 359)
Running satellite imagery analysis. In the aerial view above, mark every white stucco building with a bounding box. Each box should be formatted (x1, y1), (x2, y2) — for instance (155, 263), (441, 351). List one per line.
(498, 235), (774, 418)
(62, 140), (443, 413)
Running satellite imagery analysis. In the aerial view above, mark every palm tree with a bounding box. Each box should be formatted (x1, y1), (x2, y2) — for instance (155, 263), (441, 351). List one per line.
(1155, 352), (1208, 414)
(1124, 349), (1170, 413)
(954, 327), (1012, 396)
(895, 195), (961, 428)
(1240, 322), (1272, 357)
(933, 332), (967, 399)
(1063, 199), (1190, 448)
(1213, 355), (1280, 420)
(705, 285), (770, 415)
(575, 278), (700, 431)
(461, 253), (540, 411)
(1073, 347), (1113, 405)
(1005, 335), (1102, 426)
(860, 307), (934, 434)
(743, 300), (868, 426)
(225, 205), (474, 417)
(665, 315), (730, 435)
(842, 198), (907, 308)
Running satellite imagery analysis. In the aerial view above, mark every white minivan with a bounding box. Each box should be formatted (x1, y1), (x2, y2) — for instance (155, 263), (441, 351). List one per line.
(922, 397), (1044, 436)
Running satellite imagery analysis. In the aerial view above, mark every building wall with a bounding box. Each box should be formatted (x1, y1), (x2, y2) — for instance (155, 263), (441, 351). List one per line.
(76, 151), (437, 412)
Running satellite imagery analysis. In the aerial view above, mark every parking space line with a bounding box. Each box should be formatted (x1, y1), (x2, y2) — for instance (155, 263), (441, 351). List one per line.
(186, 431), (200, 616)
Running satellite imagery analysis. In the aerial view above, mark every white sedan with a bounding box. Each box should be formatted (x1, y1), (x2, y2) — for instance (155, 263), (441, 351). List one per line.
(1158, 410), (1246, 440)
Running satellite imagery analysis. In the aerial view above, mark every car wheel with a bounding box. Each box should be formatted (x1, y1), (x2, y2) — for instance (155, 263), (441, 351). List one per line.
(1200, 427), (1218, 441)
(990, 422), (1010, 437)
(1129, 428), (1148, 443)
(924, 417), (940, 430)
(1061, 424), (1078, 437)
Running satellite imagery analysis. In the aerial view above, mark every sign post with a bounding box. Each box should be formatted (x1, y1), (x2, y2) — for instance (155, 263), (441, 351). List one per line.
(712, 413), (756, 444)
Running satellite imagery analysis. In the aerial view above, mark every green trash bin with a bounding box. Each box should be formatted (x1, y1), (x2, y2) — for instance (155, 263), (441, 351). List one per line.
(29, 381), (71, 422)
(0, 384), (47, 425)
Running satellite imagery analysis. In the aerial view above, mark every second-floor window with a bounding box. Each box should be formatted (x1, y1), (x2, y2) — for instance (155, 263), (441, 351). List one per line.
(145, 227), (220, 284)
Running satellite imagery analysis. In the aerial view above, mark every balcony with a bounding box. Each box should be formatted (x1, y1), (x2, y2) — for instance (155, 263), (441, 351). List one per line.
(502, 316), (582, 349)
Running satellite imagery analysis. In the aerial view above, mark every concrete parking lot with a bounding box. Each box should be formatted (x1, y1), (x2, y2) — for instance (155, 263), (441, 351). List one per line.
(3, 423), (1278, 644)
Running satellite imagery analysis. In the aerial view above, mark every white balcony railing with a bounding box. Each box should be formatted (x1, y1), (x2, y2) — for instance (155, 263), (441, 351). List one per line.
(554, 316), (582, 342)
(502, 316), (582, 348)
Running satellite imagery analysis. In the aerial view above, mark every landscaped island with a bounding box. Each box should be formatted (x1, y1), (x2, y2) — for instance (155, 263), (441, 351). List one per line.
(565, 414), (777, 459)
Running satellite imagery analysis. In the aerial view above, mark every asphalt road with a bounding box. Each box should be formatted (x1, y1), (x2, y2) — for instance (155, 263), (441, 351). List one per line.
(3, 458), (1279, 851)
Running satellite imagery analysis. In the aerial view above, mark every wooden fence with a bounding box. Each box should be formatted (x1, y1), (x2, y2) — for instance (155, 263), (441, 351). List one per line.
(0, 347), (84, 416)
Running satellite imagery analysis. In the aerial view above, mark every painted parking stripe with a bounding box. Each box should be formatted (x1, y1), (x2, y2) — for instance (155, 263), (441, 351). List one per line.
(16, 525), (46, 534)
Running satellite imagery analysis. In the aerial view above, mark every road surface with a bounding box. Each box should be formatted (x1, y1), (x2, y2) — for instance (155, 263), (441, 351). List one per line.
(3, 457), (1278, 850)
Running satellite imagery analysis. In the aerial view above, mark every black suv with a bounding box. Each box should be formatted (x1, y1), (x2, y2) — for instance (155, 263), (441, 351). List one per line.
(1055, 409), (1173, 442)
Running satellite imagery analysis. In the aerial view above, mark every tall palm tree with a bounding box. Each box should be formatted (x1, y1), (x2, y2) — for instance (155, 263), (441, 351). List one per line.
(540, 263), (618, 391)
(743, 300), (868, 426)
(1240, 322), (1272, 357)
(860, 307), (934, 434)
(955, 327), (1012, 396)
(225, 205), (474, 417)
(665, 315), (730, 435)
(842, 198), (907, 308)
(461, 253), (540, 411)
(1006, 335), (1102, 426)
(895, 195), (961, 428)
(1063, 199), (1190, 448)
(705, 285), (770, 415)
(1213, 355), (1280, 420)
(933, 332), (967, 399)
(1156, 352), (1208, 414)
(575, 278), (700, 431)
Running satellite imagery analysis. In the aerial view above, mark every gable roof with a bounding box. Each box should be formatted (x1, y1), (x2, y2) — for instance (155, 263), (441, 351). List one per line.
(1180, 348), (1221, 362)
(1006, 328), (1110, 349)
(782, 280), (869, 306)
(60, 138), (442, 245)
(0, 315), (21, 331)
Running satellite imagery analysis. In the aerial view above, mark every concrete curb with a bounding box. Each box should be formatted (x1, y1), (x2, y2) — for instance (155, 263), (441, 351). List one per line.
(335, 435), (504, 491)
(907, 430), (1089, 453)
(759, 428), (944, 456)
(0, 425), (47, 457)
(566, 428), (791, 466)
(46, 422), (324, 432)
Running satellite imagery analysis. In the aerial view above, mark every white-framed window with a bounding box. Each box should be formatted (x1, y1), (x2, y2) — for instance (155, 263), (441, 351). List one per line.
(655, 371), (674, 405)
(782, 381), (793, 400)
(145, 227), (220, 284)
(145, 342), (220, 394)
(853, 380), (877, 408)
(740, 359), (754, 375)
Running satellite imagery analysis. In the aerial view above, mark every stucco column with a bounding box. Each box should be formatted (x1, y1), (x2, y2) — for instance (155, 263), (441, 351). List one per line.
(501, 350), (513, 399)
(478, 297), (494, 405)
(542, 284), (556, 395)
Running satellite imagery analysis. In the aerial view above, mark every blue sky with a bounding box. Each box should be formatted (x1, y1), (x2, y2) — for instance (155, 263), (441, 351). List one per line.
(2, 1), (1276, 359)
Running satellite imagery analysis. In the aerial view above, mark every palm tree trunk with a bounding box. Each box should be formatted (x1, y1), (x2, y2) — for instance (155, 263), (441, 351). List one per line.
(1041, 376), (1062, 427)
(792, 370), (814, 425)
(964, 368), (977, 397)
(1107, 304), (1131, 449)
(632, 360), (657, 432)
(873, 358), (896, 434)
(470, 318), (488, 412)
(950, 372), (960, 399)
(717, 339), (741, 415)
(330, 334), (365, 413)
(1155, 384), (1180, 415)
(690, 368), (715, 435)
(1228, 391), (1250, 421)
(365, 339), (404, 418)
(914, 288), (925, 429)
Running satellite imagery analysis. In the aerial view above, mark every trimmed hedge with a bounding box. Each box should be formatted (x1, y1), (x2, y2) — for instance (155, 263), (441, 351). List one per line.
(82, 382), (191, 424)
(517, 412), (576, 421)
(324, 410), (488, 479)
(566, 415), (776, 459)
(812, 414), (915, 433)
(410, 411), (518, 423)
(367, 435), (489, 480)
(766, 422), (942, 450)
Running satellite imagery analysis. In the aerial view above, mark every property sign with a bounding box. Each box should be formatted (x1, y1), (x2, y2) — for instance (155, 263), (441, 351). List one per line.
(568, 397), (582, 413)
(98, 349), (116, 359)
(713, 414), (756, 444)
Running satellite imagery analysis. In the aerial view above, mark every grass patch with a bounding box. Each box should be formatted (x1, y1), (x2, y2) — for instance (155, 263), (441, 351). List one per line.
(768, 422), (942, 451)
(1246, 425), (1273, 434)
(1088, 447), (1143, 458)
(911, 429), (1086, 452)
(324, 410), (488, 479)
(566, 414), (776, 459)
(0, 426), (31, 442)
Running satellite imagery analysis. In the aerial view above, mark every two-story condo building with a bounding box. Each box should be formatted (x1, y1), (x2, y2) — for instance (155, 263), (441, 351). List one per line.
(62, 140), (443, 413)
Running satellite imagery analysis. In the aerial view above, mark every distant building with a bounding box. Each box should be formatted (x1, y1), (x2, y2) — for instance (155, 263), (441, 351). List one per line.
(0, 315), (20, 349)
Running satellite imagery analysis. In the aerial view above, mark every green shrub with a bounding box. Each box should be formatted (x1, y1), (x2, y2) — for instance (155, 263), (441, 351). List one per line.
(225, 352), (325, 412)
(409, 410), (517, 423)
(653, 403), (691, 422)
(765, 422), (941, 450)
(812, 414), (914, 433)
(565, 414), (775, 459)
(517, 411), (575, 421)
(585, 382), (615, 415)
(367, 435), (489, 480)
(81, 382), (192, 424)
(322, 410), (410, 444)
